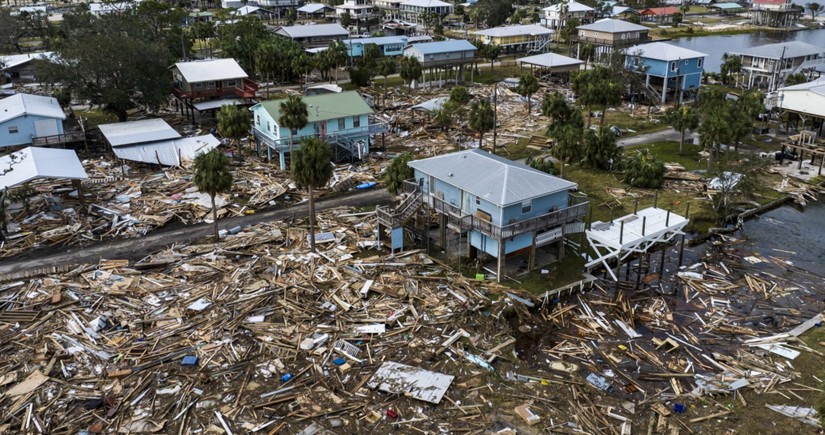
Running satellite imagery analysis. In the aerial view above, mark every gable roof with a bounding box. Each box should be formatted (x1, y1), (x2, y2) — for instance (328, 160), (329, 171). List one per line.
(543, 0), (595, 12)
(474, 25), (554, 38)
(0, 93), (65, 124)
(400, 0), (452, 7)
(518, 52), (584, 69)
(628, 42), (708, 61)
(710, 2), (746, 9)
(344, 36), (409, 46)
(254, 91), (373, 124)
(577, 18), (648, 33)
(174, 59), (248, 83)
(611, 6), (639, 15)
(730, 41), (823, 60)
(409, 149), (576, 207)
(0, 51), (54, 70)
(405, 39), (476, 55)
(640, 6), (679, 14)
(276, 23), (348, 39)
(0, 147), (87, 190)
(297, 3), (331, 13)
(98, 118), (181, 147)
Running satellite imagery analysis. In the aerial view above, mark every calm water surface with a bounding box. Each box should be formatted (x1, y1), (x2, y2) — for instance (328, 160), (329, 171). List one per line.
(669, 29), (825, 72)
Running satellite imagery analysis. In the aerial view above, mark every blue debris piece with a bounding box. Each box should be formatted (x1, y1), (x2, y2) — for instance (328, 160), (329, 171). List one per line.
(281, 373), (293, 382)
(333, 358), (346, 366)
(181, 355), (199, 366)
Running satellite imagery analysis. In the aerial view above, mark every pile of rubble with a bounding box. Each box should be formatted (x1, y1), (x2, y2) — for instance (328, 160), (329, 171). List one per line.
(1, 204), (823, 434)
(0, 156), (383, 259)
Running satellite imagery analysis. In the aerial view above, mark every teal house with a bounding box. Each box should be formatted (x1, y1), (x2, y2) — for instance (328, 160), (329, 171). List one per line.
(377, 150), (589, 281)
(250, 91), (387, 169)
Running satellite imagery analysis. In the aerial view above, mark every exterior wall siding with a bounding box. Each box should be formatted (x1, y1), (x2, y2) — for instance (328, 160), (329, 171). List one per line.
(0, 115), (64, 148)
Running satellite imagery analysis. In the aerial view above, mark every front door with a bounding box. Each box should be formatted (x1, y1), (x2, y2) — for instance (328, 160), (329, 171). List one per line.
(319, 121), (327, 138)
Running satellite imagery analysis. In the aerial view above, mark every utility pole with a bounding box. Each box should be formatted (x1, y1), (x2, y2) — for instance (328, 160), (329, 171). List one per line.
(492, 82), (498, 149)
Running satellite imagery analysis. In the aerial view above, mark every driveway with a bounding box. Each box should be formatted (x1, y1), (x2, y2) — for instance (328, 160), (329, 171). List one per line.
(617, 128), (695, 148)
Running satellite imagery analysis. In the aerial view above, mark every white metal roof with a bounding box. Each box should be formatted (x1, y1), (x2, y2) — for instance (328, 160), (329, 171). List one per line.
(628, 41), (708, 61)
(276, 23), (348, 39)
(112, 134), (220, 167)
(518, 52), (584, 69)
(98, 119), (181, 147)
(577, 18), (648, 33)
(474, 24), (554, 38)
(543, 0), (594, 13)
(775, 78), (825, 118)
(409, 149), (577, 207)
(297, 3), (330, 13)
(192, 98), (244, 112)
(0, 52), (54, 70)
(730, 41), (824, 60)
(404, 39), (476, 55)
(0, 147), (87, 190)
(0, 93), (65, 124)
(174, 59), (248, 84)
(401, 0), (452, 7)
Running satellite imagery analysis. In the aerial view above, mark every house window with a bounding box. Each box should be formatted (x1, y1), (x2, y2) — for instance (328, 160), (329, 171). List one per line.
(291, 128), (298, 135)
(8, 126), (18, 134)
(256, 115), (260, 125)
(227, 80), (237, 87)
(475, 197), (480, 205)
(697, 57), (703, 68)
(194, 83), (203, 88)
(521, 200), (532, 214)
(353, 116), (361, 128)
(670, 62), (676, 72)
(684, 60), (689, 65)
(266, 121), (270, 131)
(338, 118), (345, 130)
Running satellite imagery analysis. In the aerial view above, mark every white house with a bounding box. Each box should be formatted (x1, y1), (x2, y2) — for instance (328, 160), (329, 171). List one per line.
(542, 0), (595, 30)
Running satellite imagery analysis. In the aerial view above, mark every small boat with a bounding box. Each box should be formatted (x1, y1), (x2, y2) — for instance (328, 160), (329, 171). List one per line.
(356, 181), (377, 189)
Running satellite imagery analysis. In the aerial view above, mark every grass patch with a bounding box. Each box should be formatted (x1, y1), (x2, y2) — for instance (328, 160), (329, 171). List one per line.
(511, 249), (587, 294)
(599, 110), (666, 136)
(636, 141), (703, 171)
(75, 109), (118, 129)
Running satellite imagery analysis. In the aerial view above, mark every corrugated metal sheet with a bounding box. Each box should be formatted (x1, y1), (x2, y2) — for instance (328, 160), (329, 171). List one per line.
(628, 42), (708, 61)
(0, 146), (87, 189)
(276, 23), (348, 39)
(174, 59), (248, 83)
(405, 39), (476, 55)
(409, 149), (576, 207)
(98, 119), (181, 147)
(578, 18), (648, 33)
(112, 135), (219, 167)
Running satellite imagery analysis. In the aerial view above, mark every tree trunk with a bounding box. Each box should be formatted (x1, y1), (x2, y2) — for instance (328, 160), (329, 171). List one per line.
(587, 106), (593, 127)
(599, 104), (607, 126)
(308, 187), (316, 252)
(479, 131), (483, 150)
(288, 132), (294, 167)
(211, 193), (219, 241)
(559, 158), (565, 178)
(679, 129), (685, 155)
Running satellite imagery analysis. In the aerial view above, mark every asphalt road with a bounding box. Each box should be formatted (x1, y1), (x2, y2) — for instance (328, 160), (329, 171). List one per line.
(0, 188), (393, 275)
(617, 127), (694, 147)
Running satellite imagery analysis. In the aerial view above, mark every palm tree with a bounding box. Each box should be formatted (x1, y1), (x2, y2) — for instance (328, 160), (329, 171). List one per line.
(384, 153), (414, 195)
(449, 86), (470, 105)
(516, 72), (540, 112)
(541, 92), (572, 124)
(291, 137), (334, 252)
(580, 42), (595, 69)
(485, 44), (500, 70)
(582, 128), (621, 170)
(217, 104), (252, 153)
(377, 57), (397, 106)
(664, 105), (699, 155)
(193, 149), (234, 240)
(549, 110), (584, 178)
(623, 149), (664, 189)
(468, 99), (495, 150)
(278, 95), (308, 164)
(399, 56), (422, 91)
(720, 54), (742, 87)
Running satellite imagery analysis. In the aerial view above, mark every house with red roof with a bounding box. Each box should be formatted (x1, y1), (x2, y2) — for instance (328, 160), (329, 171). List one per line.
(639, 7), (680, 24)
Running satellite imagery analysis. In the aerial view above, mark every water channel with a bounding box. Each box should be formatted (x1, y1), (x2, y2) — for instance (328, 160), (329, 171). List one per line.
(668, 29), (825, 72)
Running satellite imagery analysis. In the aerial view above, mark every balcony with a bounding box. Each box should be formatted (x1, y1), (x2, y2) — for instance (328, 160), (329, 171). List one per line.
(256, 121), (390, 152)
(573, 34), (649, 47)
(173, 78), (259, 100)
(31, 131), (87, 147)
